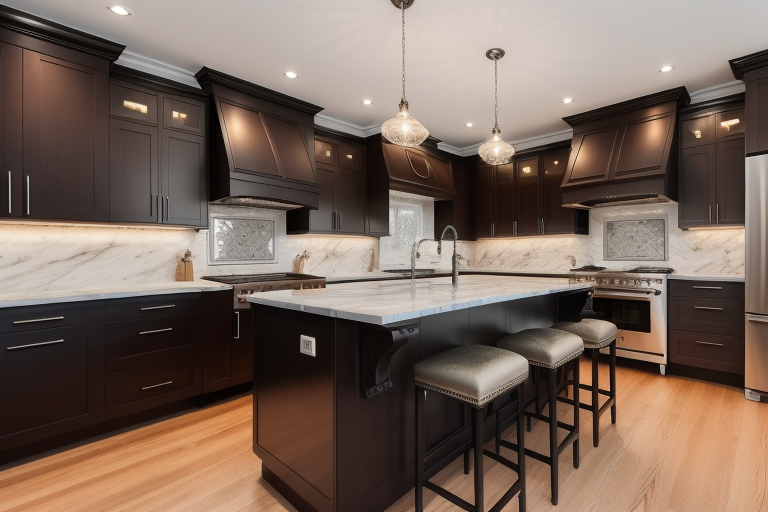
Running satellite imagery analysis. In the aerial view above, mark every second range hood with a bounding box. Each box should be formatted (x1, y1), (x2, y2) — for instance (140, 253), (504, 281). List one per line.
(560, 87), (690, 209)
(196, 67), (323, 210)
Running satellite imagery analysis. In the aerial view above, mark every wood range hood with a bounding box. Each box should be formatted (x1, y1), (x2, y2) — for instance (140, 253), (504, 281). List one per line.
(196, 67), (323, 210)
(560, 87), (691, 209)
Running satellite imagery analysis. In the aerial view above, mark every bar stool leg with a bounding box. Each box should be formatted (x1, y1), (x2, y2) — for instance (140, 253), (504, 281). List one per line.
(473, 407), (485, 512)
(415, 388), (425, 512)
(517, 385), (527, 512)
(592, 347), (600, 447)
(548, 368), (558, 505)
(610, 340), (617, 424)
(573, 357), (580, 469)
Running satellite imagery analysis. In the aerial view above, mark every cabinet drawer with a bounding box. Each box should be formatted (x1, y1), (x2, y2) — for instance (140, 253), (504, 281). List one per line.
(0, 301), (104, 334)
(668, 297), (744, 336)
(337, 144), (362, 171)
(105, 355), (201, 418)
(669, 329), (744, 375)
(162, 96), (204, 135)
(110, 83), (158, 124)
(681, 114), (714, 147)
(668, 280), (744, 299)
(105, 293), (201, 321)
(105, 313), (201, 371)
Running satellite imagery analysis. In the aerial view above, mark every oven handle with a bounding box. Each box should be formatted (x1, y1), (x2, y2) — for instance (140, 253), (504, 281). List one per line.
(593, 287), (662, 297)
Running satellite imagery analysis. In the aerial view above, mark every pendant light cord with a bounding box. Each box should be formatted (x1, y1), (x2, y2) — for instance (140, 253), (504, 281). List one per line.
(401, 0), (407, 103)
(494, 56), (499, 128)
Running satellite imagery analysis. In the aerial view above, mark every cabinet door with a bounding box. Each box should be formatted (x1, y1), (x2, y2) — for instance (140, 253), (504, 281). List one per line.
(23, 50), (109, 221)
(309, 166), (335, 232)
(745, 76), (768, 155)
(110, 119), (160, 223)
(542, 151), (575, 234)
(0, 324), (104, 450)
(679, 145), (716, 228)
(202, 290), (252, 394)
(475, 164), (494, 238)
(515, 157), (540, 236)
(0, 42), (22, 218)
(232, 308), (253, 382)
(494, 163), (515, 236)
(161, 130), (207, 226)
(334, 168), (365, 234)
(715, 138), (745, 226)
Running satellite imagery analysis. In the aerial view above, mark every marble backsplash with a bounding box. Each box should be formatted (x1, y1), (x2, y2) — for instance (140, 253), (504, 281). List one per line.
(0, 205), (378, 295)
(471, 202), (745, 277)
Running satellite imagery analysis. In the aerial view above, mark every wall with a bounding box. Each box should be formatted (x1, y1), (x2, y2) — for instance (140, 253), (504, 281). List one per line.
(0, 205), (378, 295)
(471, 202), (745, 277)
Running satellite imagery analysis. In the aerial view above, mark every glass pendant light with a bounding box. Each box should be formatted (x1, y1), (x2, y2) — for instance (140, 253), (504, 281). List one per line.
(381, 0), (429, 147)
(478, 48), (515, 165)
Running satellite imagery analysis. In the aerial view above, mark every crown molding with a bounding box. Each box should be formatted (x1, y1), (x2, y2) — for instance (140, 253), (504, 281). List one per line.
(314, 114), (368, 138)
(689, 80), (745, 104)
(114, 51), (200, 89)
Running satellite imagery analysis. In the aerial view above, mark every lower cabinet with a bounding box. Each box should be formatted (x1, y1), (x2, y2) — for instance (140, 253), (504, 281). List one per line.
(0, 302), (105, 451)
(668, 280), (745, 383)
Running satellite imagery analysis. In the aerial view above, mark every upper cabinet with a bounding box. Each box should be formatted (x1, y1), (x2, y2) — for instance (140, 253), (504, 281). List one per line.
(473, 145), (588, 239)
(287, 134), (366, 235)
(0, 6), (124, 222)
(109, 67), (208, 227)
(730, 49), (768, 156)
(678, 97), (745, 229)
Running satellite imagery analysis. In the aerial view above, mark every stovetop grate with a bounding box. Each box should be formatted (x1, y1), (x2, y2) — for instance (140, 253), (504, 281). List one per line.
(201, 273), (323, 285)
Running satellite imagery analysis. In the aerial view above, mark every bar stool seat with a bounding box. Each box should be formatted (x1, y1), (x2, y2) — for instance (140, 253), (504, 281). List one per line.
(415, 345), (529, 512)
(497, 328), (583, 506)
(553, 319), (618, 448)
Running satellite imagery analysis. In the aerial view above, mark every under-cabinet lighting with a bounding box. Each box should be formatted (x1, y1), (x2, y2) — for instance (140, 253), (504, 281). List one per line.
(108, 5), (130, 15)
(720, 119), (740, 131)
(562, 98), (574, 104)
(123, 100), (147, 114)
(284, 71), (298, 79)
(660, 65), (675, 72)
(172, 111), (187, 120)
(362, 99), (372, 105)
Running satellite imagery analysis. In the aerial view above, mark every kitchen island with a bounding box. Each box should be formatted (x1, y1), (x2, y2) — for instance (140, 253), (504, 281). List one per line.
(247, 275), (590, 512)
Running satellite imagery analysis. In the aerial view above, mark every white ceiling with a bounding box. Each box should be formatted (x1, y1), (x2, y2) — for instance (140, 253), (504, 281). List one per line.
(6, 0), (768, 152)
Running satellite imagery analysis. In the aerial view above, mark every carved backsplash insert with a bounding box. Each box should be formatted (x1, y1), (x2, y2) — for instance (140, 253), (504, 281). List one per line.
(604, 216), (667, 261)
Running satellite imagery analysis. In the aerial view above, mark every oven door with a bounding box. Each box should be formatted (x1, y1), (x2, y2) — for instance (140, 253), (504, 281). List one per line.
(592, 287), (666, 357)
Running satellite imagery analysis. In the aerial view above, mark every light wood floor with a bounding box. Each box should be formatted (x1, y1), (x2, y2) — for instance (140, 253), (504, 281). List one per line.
(2, 357), (767, 512)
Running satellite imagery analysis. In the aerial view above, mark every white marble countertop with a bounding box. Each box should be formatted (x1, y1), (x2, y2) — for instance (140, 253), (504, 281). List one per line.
(247, 274), (590, 325)
(0, 280), (232, 308)
(667, 273), (745, 282)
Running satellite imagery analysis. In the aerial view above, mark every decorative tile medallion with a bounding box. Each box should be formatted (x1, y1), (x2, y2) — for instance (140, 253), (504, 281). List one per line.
(209, 216), (277, 264)
(604, 216), (667, 261)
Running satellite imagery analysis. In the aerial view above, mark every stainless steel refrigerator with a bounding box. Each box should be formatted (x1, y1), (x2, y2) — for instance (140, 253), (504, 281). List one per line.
(745, 154), (768, 400)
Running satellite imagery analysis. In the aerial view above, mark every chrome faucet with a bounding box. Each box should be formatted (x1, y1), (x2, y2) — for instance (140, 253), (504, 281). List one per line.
(410, 238), (433, 282)
(438, 225), (462, 287)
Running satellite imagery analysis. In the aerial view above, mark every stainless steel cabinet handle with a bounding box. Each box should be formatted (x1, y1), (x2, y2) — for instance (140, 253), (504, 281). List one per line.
(165, 197), (169, 221)
(540, 218), (545, 234)
(716, 203), (720, 224)
(693, 306), (724, 311)
(513, 220), (517, 236)
(694, 340), (724, 347)
(491, 222), (495, 237)
(234, 311), (240, 340)
(708, 204), (712, 224)
(13, 316), (64, 325)
(142, 380), (173, 390)
(337, 212), (341, 231)
(748, 317), (768, 324)
(140, 304), (175, 311)
(139, 327), (173, 335)
(7, 171), (11, 213)
(692, 286), (722, 290)
(7, 339), (64, 351)
(26, 175), (30, 215)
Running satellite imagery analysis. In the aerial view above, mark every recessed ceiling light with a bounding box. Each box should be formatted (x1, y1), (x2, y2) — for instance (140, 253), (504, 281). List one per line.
(660, 65), (675, 73)
(562, 98), (574, 104)
(362, 99), (372, 105)
(466, 122), (473, 127)
(284, 71), (298, 79)
(107, 5), (130, 15)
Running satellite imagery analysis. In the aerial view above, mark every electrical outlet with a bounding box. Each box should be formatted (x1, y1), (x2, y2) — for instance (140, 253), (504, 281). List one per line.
(300, 335), (316, 357)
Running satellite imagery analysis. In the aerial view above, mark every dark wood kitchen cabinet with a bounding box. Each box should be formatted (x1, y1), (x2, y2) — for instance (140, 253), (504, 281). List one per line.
(287, 135), (365, 235)
(678, 98), (745, 229)
(0, 301), (105, 451)
(434, 160), (473, 240)
(109, 68), (208, 227)
(201, 290), (253, 394)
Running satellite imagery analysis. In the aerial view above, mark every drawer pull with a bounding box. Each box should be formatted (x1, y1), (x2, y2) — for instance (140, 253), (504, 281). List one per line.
(692, 286), (722, 290)
(694, 340), (725, 347)
(693, 306), (724, 311)
(142, 380), (173, 390)
(13, 316), (64, 325)
(7, 339), (64, 351)
(139, 327), (173, 335)
(140, 304), (176, 311)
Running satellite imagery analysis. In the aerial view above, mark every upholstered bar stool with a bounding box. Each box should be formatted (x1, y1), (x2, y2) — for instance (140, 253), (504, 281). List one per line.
(553, 318), (618, 447)
(496, 328), (583, 506)
(414, 345), (529, 512)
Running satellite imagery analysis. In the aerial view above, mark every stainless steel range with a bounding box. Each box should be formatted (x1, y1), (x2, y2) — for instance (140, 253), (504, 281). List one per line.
(569, 266), (673, 374)
(201, 273), (326, 309)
